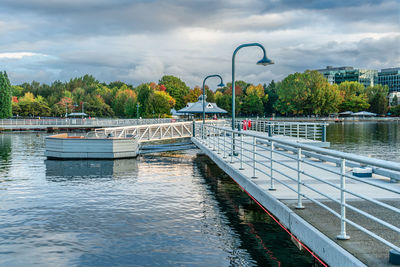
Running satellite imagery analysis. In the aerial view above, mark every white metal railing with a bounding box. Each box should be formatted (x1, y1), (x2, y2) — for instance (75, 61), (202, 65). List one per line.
(234, 119), (327, 141)
(196, 124), (400, 255)
(94, 121), (194, 142)
(0, 118), (185, 127)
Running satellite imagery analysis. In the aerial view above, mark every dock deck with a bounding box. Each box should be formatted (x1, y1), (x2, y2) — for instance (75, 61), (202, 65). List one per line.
(192, 127), (400, 266)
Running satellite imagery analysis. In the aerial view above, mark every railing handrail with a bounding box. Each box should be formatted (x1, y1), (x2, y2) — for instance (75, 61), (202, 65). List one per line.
(196, 123), (400, 257)
(207, 124), (400, 172)
(0, 118), (186, 127)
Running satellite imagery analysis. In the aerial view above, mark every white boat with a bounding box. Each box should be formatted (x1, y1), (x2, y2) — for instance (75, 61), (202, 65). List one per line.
(45, 133), (139, 159)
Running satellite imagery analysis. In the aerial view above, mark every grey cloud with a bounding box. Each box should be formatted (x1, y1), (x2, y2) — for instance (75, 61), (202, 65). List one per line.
(1, 0), (399, 87)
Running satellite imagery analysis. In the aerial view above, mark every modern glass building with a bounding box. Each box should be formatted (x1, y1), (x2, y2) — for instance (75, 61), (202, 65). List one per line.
(377, 68), (400, 93)
(316, 66), (377, 88)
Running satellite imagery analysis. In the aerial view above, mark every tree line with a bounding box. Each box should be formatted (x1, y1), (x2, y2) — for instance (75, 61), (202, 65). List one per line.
(0, 70), (399, 119)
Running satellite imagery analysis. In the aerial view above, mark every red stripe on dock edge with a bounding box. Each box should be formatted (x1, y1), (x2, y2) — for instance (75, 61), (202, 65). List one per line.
(233, 180), (328, 267)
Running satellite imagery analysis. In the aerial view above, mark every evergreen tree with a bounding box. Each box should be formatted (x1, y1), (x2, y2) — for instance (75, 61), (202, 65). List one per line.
(0, 71), (12, 118)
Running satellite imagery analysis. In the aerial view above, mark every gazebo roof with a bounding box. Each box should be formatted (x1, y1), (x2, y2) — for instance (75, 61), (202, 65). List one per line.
(177, 95), (227, 114)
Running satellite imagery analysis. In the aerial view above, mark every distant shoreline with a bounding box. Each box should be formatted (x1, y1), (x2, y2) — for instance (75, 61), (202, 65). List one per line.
(234, 116), (400, 123)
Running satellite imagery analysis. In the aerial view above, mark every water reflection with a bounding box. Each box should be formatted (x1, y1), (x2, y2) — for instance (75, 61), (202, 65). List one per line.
(45, 159), (139, 181)
(194, 154), (313, 266)
(0, 134), (12, 162)
(0, 134), (12, 174)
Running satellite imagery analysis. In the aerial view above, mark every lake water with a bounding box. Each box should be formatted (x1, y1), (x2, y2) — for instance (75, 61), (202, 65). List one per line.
(0, 121), (398, 266)
(0, 133), (312, 267)
(327, 121), (400, 162)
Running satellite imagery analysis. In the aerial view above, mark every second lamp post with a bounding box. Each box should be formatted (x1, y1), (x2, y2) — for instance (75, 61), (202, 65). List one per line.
(202, 75), (225, 124)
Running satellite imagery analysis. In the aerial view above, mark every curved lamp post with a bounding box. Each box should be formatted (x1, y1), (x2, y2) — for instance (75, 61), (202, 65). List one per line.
(231, 43), (274, 130)
(202, 74), (225, 124)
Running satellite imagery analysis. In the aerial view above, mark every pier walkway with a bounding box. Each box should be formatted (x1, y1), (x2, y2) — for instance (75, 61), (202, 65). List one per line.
(0, 118), (179, 130)
(192, 124), (400, 266)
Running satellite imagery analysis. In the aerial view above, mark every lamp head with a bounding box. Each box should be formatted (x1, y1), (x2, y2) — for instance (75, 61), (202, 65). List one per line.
(217, 82), (225, 87)
(256, 56), (274, 66)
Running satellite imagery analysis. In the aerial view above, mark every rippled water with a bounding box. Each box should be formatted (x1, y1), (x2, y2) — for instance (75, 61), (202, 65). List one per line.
(0, 133), (313, 267)
(327, 121), (400, 162)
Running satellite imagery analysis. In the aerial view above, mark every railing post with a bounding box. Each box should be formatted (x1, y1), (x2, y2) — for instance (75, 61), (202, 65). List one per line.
(296, 147), (304, 209)
(313, 124), (316, 140)
(269, 141), (276, 191)
(239, 133), (244, 170)
(230, 130), (234, 163)
(192, 120), (196, 137)
(213, 127), (216, 151)
(223, 130), (227, 159)
(217, 129), (221, 154)
(252, 136), (257, 178)
(305, 124), (308, 139)
(337, 158), (350, 240)
(268, 124), (272, 137)
(322, 123), (327, 142)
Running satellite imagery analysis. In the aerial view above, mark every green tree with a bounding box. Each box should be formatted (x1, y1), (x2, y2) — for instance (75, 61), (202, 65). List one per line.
(0, 71), (12, 118)
(391, 95), (399, 107)
(338, 81), (369, 112)
(94, 84), (113, 106)
(241, 94), (264, 116)
(159, 75), (190, 110)
(340, 95), (370, 112)
(365, 84), (389, 114)
(136, 83), (152, 115)
(147, 90), (175, 117)
(12, 101), (21, 116)
(124, 97), (137, 118)
(84, 94), (114, 117)
(112, 88), (137, 117)
(11, 85), (24, 97)
(215, 92), (240, 116)
(264, 81), (278, 115)
(275, 70), (341, 116)
(205, 86), (216, 103)
(389, 105), (400, 116)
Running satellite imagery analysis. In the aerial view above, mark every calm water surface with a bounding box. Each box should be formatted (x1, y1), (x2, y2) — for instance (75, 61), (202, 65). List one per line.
(0, 133), (312, 267)
(327, 121), (400, 162)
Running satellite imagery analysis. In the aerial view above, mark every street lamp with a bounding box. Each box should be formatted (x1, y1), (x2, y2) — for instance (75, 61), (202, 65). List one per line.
(231, 43), (274, 130)
(202, 74), (225, 124)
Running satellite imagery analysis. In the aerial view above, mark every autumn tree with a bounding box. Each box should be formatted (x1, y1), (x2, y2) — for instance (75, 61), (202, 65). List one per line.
(184, 86), (202, 104)
(18, 92), (51, 116)
(147, 90), (176, 117)
(338, 81), (369, 112)
(159, 75), (190, 110)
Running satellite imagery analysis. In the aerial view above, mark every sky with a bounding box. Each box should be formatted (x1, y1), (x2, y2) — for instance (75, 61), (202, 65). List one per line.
(0, 0), (399, 88)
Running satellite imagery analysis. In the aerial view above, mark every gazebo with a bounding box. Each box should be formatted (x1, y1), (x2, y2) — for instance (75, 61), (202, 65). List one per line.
(177, 95), (227, 118)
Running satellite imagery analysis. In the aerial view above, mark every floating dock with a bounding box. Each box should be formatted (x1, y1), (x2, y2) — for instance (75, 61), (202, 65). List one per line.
(45, 133), (139, 159)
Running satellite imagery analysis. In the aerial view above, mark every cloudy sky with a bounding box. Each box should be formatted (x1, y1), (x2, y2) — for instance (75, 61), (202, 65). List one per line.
(0, 0), (399, 88)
